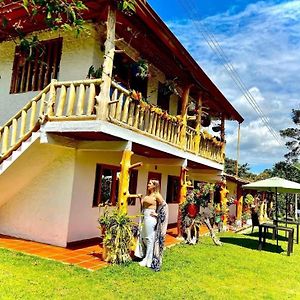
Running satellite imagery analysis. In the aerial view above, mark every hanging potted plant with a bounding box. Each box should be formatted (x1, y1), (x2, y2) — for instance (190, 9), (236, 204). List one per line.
(159, 78), (178, 96)
(87, 65), (103, 79)
(201, 114), (211, 127)
(132, 59), (149, 80)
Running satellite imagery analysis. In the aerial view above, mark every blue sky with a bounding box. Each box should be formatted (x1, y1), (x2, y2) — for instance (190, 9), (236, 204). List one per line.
(148, 0), (300, 173)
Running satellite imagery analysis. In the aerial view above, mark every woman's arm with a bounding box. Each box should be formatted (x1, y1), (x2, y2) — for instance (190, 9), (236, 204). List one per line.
(156, 193), (164, 205)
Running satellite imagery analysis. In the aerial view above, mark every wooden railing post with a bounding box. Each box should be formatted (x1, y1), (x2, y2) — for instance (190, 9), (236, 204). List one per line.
(194, 92), (203, 154)
(47, 79), (57, 117)
(118, 142), (142, 214)
(179, 85), (191, 149)
(96, 6), (116, 120)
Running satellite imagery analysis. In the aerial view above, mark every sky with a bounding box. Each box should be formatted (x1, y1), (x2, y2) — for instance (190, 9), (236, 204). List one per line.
(147, 0), (300, 173)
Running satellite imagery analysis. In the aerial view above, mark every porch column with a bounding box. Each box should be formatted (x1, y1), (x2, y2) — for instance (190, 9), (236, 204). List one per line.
(179, 85), (192, 150)
(220, 115), (226, 163)
(118, 142), (142, 214)
(194, 92), (203, 155)
(177, 159), (188, 236)
(96, 6), (116, 120)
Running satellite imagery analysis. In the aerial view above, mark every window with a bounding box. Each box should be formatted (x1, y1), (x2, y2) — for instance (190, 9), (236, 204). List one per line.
(10, 38), (63, 94)
(166, 175), (180, 203)
(128, 169), (139, 205)
(93, 164), (138, 207)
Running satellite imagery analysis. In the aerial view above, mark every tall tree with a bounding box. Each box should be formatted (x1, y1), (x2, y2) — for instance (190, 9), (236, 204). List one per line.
(280, 109), (300, 162)
(270, 161), (300, 183)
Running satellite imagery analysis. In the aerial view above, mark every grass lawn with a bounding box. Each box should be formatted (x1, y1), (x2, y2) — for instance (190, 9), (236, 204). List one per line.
(0, 230), (300, 300)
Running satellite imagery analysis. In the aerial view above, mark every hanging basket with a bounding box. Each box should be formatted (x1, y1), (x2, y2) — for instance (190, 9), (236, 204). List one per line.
(201, 115), (211, 127)
(212, 125), (221, 132)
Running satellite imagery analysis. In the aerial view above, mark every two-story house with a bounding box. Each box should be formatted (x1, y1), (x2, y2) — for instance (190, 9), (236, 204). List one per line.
(0, 0), (243, 247)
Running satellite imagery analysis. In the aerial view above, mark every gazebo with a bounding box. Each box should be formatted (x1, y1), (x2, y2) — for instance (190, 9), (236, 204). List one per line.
(242, 177), (300, 255)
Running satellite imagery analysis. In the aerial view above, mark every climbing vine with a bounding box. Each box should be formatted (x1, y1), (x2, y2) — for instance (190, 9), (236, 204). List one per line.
(1, 0), (88, 57)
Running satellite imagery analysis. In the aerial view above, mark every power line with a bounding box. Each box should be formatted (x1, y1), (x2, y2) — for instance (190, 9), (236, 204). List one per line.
(176, 0), (284, 146)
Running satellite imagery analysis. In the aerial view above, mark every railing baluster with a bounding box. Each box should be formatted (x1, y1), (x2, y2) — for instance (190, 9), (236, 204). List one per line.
(19, 110), (27, 138)
(147, 111), (153, 133)
(115, 93), (123, 121)
(29, 101), (37, 129)
(121, 96), (130, 123)
(1, 126), (9, 154)
(66, 84), (76, 116)
(39, 93), (47, 117)
(56, 85), (67, 117)
(155, 117), (161, 137)
(46, 81), (57, 117)
(127, 101), (135, 126)
(109, 88), (118, 118)
(87, 83), (96, 115)
(151, 114), (157, 136)
(11, 119), (18, 147)
(167, 121), (172, 142)
(133, 105), (140, 128)
(76, 84), (86, 116)
(138, 109), (145, 130)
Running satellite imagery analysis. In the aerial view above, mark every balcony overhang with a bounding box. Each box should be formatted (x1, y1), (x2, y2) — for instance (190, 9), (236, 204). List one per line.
(40, 120), (224, 171)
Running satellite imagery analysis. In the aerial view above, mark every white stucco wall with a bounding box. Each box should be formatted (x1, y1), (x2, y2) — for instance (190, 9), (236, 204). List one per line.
(0, 143), (76, 246)
(0, 24), (104, 125)
(66, 146), (221, 243)
(66, 150), (185, 242)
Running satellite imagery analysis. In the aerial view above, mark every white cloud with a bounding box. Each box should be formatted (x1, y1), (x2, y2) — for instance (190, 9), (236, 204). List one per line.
(167, 0), (300, 172)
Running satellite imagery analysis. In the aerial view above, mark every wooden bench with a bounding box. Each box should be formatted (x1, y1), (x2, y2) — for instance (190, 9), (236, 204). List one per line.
(275, 219), (299, 244)
(258, 223), (294, 256)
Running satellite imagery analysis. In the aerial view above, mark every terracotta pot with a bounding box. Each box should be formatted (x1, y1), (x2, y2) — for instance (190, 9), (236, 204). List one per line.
(187, 203), (199, 218)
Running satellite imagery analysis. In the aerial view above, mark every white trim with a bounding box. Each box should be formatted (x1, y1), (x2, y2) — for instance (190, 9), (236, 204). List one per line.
(41, 121), (224, 170)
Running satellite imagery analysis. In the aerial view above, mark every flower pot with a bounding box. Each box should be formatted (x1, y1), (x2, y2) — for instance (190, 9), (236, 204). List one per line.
(201, 115), (211, 127)
(187, 203), (199, 218)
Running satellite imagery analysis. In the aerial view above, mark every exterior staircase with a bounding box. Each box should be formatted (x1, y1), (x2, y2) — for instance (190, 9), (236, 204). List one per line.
(0, 132), (40, 175)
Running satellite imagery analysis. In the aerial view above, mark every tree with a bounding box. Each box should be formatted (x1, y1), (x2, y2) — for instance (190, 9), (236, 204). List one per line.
(270, 161), (300, 183)
(0, 0), (88, 39)
(280, 109), (300, 162)
(224, 157), (256, 179)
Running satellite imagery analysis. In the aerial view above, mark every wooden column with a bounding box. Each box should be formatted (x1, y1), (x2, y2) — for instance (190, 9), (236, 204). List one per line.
(177, 159), (189, 237)
(96, 6), (116, 120)
(236, 122), (241, 176)
(194, 92), (203, 154)
(118, 143), (142, 214)
(179, 85), (191, 150)
(220, 115), (226, 162)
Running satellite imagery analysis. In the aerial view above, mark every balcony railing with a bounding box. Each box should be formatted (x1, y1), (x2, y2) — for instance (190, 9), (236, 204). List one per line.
(108, 81), (225, 163)
(0, 79), (224, 164)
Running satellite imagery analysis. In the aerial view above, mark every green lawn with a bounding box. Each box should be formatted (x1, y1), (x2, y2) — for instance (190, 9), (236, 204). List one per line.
(1, 230), (300, 300)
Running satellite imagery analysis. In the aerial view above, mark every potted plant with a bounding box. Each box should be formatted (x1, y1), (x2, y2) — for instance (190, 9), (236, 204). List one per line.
(98, 206), (137, 264)
(159, 78), (178, 96)
(87, 65), (103, 79)
(201, 114), (211, 127)
(132, 59), (149, 80)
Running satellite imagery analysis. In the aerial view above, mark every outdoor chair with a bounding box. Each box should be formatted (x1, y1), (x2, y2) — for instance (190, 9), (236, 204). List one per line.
(251, 209), (260, 233)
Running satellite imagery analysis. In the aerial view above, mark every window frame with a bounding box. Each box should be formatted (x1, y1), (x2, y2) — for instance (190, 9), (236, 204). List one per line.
(93, 164), (138, 207)
(166, 175), (180, 204)
(10, 37), (63, 94)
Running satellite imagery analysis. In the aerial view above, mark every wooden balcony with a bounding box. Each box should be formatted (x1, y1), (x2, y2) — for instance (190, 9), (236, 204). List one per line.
(0, 79), (225, 164)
